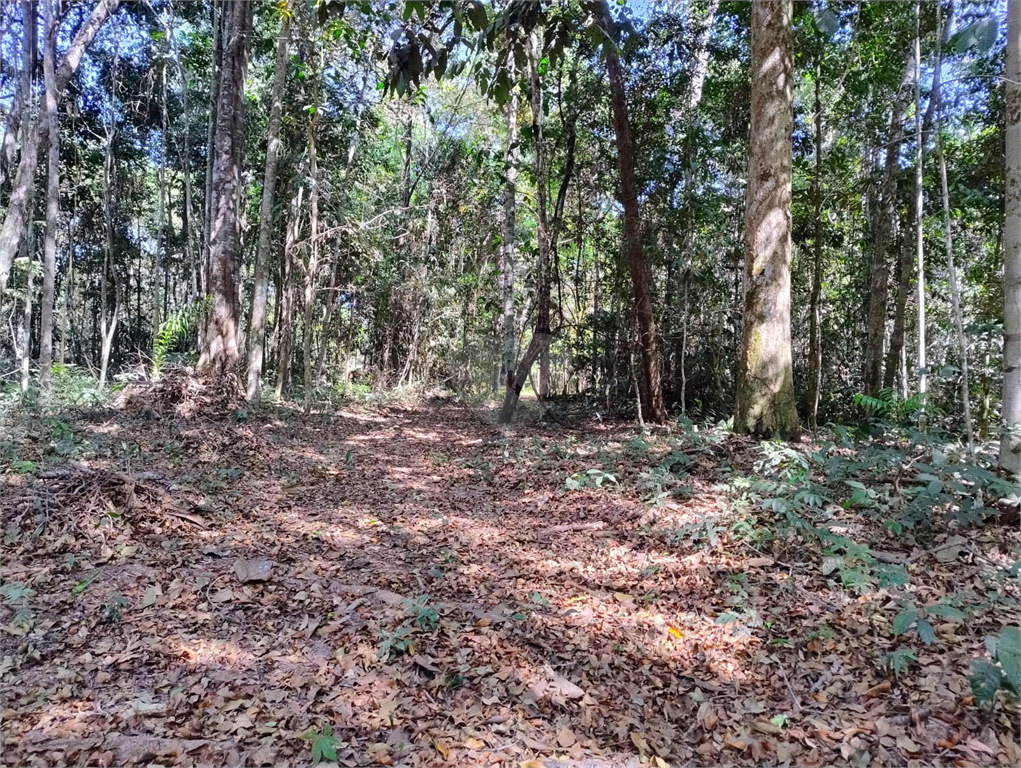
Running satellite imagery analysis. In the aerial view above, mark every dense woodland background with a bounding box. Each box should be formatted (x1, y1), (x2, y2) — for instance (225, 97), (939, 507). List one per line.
(0, 0), (1017, 449)
(2, 3), (1021, 766)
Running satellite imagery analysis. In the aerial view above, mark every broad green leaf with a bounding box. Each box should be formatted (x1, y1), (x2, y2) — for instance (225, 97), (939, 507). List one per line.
(927, 604), (966, 621)
(970, 659), (1002, 705)
(892, 609), (917, 636)
(916, 618), (936, 645)
(996, 626), (1021, 693)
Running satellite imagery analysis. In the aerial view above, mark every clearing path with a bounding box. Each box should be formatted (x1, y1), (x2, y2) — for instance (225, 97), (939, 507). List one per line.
(1, 400), (1018, 766)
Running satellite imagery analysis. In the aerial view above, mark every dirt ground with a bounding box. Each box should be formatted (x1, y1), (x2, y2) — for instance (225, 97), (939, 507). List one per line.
(1, 393), (1019, 767)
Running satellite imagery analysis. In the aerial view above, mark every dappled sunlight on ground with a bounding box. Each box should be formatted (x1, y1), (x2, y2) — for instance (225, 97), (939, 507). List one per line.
(2, 402), (1018, 767)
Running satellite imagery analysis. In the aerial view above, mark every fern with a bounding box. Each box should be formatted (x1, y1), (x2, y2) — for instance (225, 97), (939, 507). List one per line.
(152, 300), (206, 374)
(853, 388), (944, 423)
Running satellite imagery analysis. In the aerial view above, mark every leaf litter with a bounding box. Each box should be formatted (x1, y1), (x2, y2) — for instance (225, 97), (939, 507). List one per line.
(1, 399), (1019, 767)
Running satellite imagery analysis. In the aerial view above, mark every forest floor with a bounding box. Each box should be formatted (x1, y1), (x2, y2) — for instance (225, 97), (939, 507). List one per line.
(1, 380), (1019, 768)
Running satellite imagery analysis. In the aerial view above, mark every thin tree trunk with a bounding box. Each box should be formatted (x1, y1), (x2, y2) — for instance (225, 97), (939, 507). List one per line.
(202, 0), (221, 298)
(680, 274), (688, 415)
(315, 252), (340, 384)
(499, 83), (518, 390)
(98, 35), (121, 391)
(39, 0), (57, 392)
(246, 12), (289, 401)
(0, 0), (120, 293)
(198, 0), (251, 378)
(592, 0), (667, 424)
(16, 234), (33, 393)
(807, 55), (824, 430)
(687, 0), (719, 111)
(274, 184), (302, 400)
(303, 112), (320, 414)
(863, 51), (915, 396)
(154, 48), (168, 335)
(935, 135), (975, 457)
(884, 230), (913, 394)
(734, 0), (799, 438)
(885, 30), (924, 395)
(930, 8), (974, 458)
(499, 29), (553, 424)
(1, 1), (36, 182)
(1002, 0), (1021, 472)
(914, 0), (928, 414)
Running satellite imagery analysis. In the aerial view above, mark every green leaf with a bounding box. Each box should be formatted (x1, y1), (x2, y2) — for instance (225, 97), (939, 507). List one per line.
(465, 0), (488, 30)
(996, 626), (1021, 693)
(916, 618), (936, 646)
(72, 575), (99, 596)
(892, 609), (918, 636)
(970, 659), (1002, 705)
(927, 604), (966, 621)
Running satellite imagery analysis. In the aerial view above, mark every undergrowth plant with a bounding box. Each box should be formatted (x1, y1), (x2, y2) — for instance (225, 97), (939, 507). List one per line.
(152, 300), (206, 374)
(970, 626), (1021, 708)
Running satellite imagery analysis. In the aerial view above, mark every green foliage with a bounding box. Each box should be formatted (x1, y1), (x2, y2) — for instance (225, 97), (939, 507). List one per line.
(970, 626), (1021, 707)
(564, 467), (617, 490)
(378, 595), (442, 660)
(880, 648), (917, 679)
(853, 389), (942, 424)
(1, 582), (36, 603)
(302, 722), (341, 764)
(405, 594), (439, 630)
(103, 592), (129, 623)
(378, 624), (414, 660)
(152, 301), (206, 374)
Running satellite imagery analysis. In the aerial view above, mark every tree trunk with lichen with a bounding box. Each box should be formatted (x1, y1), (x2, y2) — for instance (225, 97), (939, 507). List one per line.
(735, 0), (799, 439)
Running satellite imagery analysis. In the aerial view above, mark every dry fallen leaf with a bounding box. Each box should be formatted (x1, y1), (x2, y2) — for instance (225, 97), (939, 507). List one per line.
(233, 558), (273, 583)
(631, 732), (649, 754)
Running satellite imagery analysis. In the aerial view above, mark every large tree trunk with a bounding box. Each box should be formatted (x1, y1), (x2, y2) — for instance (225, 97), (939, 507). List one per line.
(807, 56), (824, 430)
(198, 0), (251, 378)
(1002, 0), (1021, 472)
(39, 0), (58, 392)
(593, 0), (667, 424)
(246, 13), (289, 401)
(0, 0), (120, 293)
(499, 85), (519, 389)
(734, 0), (799, 439)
